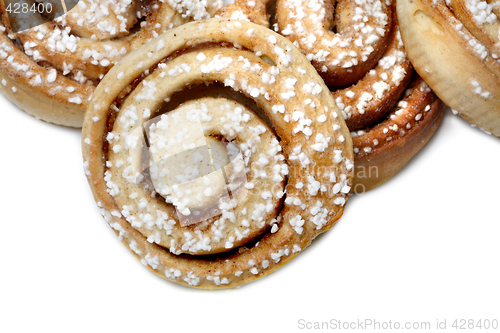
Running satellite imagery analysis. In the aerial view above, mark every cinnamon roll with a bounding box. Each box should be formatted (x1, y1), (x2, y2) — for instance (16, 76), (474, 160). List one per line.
(82, 19), (354, 288)
(397, 0), (500, 136)
(217, 0), (445, 190)
(0, 0), (221, 127)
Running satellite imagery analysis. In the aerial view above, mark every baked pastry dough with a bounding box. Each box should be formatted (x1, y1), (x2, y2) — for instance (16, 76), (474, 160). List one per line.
(82, 18), (354, 288)
(276, 0), (393, 87)
(0, 0), (221, 127)
(397, 0), (500, 136)
(216, 0), (445, 190)
(351, 77), (444, 190)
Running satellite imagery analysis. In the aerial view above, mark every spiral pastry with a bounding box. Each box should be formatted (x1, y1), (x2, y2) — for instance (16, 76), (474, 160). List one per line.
(216, 0), (445, 190)
(397, 0), (500, 136)
(0, 0), (221, 127)
(82, 18), (354, 288)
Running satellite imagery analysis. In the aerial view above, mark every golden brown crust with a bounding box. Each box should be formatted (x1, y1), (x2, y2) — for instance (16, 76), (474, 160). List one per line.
(0, 0), (221, 127)
(397, 0), (500, 136)
(0, 56), (90, 126)
(352, 77), (445, 190)
(82, 19), (354, 288)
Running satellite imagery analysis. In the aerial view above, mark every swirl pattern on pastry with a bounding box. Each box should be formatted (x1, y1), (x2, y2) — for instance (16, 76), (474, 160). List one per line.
(397, 0), (500, 136)
(216, 0), (445, 190)
(218, 0), (393, 87)
(276, 0), (393, 87)
(82, 18), (354, 288)
(0, 0), (221, 127)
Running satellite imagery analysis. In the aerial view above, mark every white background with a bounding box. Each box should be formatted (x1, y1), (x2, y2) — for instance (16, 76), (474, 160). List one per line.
(0, 99), (499, 331)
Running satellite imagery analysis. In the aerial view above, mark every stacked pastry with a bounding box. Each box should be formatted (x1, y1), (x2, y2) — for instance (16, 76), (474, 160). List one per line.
(0, 0), (497, 289)
(217, 0), (445, 190)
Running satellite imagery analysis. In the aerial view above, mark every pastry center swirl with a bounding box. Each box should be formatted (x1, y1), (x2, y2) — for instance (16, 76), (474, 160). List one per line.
(109, 96), (287, 255)
(146, 98), (278, 228)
